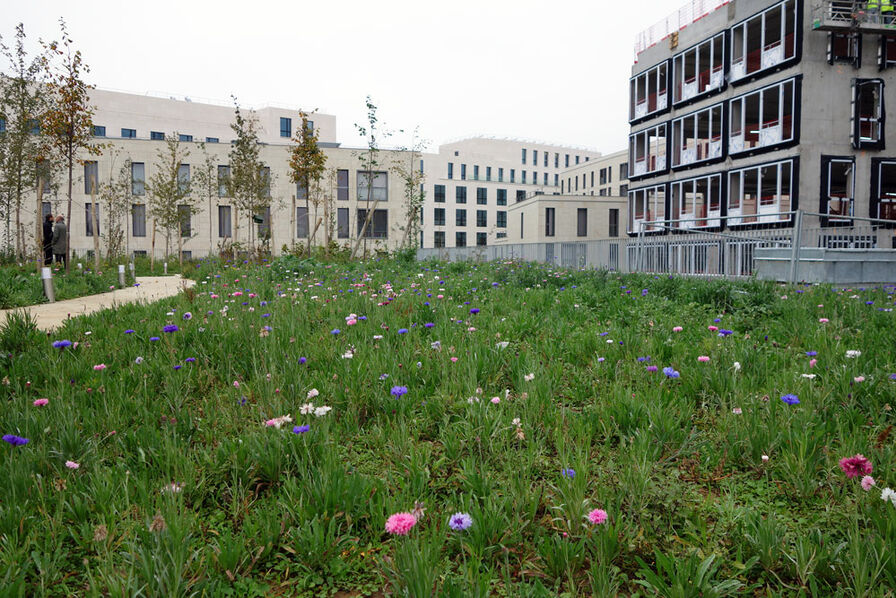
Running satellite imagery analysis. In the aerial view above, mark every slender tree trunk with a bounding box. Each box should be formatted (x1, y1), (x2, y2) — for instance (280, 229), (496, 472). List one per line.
(178, 229), (183, 270)
(234, 207), (239, 260)
(15, 176), (22, 259)
(291, 194), (296, 254)
(151, 220), (156, 273)
(35, 177), (43, 273)
(65, 149), (73, 273)
(208, 195), (213, 258)
(90, 185), (99, 271)
(305, 193), (312, 256)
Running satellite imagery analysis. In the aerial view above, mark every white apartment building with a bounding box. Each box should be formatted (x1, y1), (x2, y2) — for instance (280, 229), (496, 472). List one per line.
(558, 149), (630, 198)
(421, 137), (602, 249)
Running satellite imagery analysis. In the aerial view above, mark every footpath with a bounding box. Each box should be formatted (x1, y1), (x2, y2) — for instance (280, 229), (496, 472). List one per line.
(0, 275), (195, 331)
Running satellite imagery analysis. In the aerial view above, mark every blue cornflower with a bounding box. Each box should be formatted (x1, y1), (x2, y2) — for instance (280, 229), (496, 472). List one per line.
(124, 329), (135, 334)
(52, 340), (72, 349)
(292, 425), (310, 434)
(470, 308), (480, 314)
(805, 351), (817, 357)
(448, 512), (473, 531)
(182, 312), (192, 320)
(331, 329), (340, 335)
(298, 357), (307, 364)
(424, 322), (435, 328)
(637, 356), (651, 363)
(2, 435), (29, 446)
(391, 386), (408, 397)
(561, 468), (576, 479)
(718, 329), (733, 336)
(163, 325), (179, 333)
(173, 365), (182, 370)
(663, 367), (680, 379)
(780, 394), (800, 405)
(398, 328), (409, 334)
(185, 357), (196, 363)
(149, 336), (160, 342)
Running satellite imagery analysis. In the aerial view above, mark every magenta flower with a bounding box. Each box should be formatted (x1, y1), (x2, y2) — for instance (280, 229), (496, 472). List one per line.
(587, 508), (608, 525)
(385, 512), (417, 535)
(33, 398), (49, 407)
(93, 364), (106, 371)
(839, 454), (872, 479)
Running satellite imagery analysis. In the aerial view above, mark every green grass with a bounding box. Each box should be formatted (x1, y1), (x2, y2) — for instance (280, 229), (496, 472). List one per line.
(1, 256), (895, 596)
(0, 262), (137, 309)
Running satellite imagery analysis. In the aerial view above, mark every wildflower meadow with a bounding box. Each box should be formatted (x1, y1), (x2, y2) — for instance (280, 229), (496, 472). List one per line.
(2, 256), (896, 597)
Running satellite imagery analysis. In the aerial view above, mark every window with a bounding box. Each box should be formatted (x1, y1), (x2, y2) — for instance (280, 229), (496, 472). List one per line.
(280, 117), (292, 138)
(337, 208), (349, 238)
(670, 173), (723, 229)
(456, 186), (467, 203)
(510, 169), (516, 183)
(305, 120), (314, 132)
(600, 168), (607, 185)
(821, 156), (855, 222)
(522, 171), (527, 184)
(543, 152), (548, 167)
(852, 79), (885, 149)
(545, 207), (555, 237)
(132, 204), (146, 237)
(434, 184), (446, 202)
(434, 207), (446, 226)
(448, 163), (454, 179)
(627, 184), (666, 233)
(486, 166), (492, 181)
(533, 171), (539, 185)
(554, 174), (559, 187)
(727, 158), (795, 226)
(41, 202), (52, 219)
(84, 161), (98, 194)
(218, 206), (232, 237)
(871, 158), (896, 221)
(497, 189), (507, 206)
(516, 190), (526, 202)
(121, 128), (136, 138)
(476, 232), (487, 246)
(498, 167), (504, 182)
(133, 250), (147, 258)
(434, 231), (446, 248)
(555, 153), (559, 168)
(629, 123), (667, 177)
(609, 208), (619, 237)
(217, 165), (230, 197)
(461, 164), (467, 180)
(85, 203), (100, 236)
(880, 36), (896, 69)
(533, 150), (538, 165)
(730, 0), (797, 82)
(477, 187), (487, 204)
(178, 205), (191, 237)
(672, 102), (724, 167)
(178, 134), (193, 142)
(544, 172), (548, 185)
(521, 148), (527, 164)
(151, 131), (165, 141)
(92, 125), (106, 137)
(357, 209), (388, 238)
(577, 208), (587, 237)
(599, 188), (608, 197)
(180, 251), (192, 261)
(296, 181), (307, 200)
(729, 78), (797, 154)
(496, 211), (507, 228)
(620, 184), (629, 195)
(257, 207), (271, 238)
(206, 137), (219, 143)
(357, 171), (388, 201)
(476, 210), (487, 227)
(456, 209), (467, 227)
(576, 156), (580, 165)
(828, 32), (860, 67)
(456, 232), (466, 247)
(630, 61), (670, 120)
(296, 206), (309, 238)
(620, 163), (629, 180)
(131, 162), (145, 196)
(473, 165), (479, 180)
(673, 32), (725, 104)
(178, 164), (190, 194)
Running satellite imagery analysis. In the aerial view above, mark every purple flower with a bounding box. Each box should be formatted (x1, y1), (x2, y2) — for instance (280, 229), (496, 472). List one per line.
(182, 312), (192, 320)
(663, 367), (680, 379)
(805, 351), (817, 357)
(331, 329), (340, 335)
(637, 356), (650, 362)
(780, 394), (800, 405)
(292, 425), (310, 434)
(448, 512), (473, 531)
(185, 357), (196, 363)
(52, 340), (72, 349)
(2, 435), (29, 446)
(149, 336), (160, 342)
(561, 468), (575, 479)
(124, 329), (135, 334)
(163, 325), (179, 333)
(398, 328), (409, 334)
(298, 357), (307, 364)
(391, 386), (408, 397)
(646, 365), (658, 372)
(470, 308), (480, 314)
(424, 322), (435, 328)
(380, 373), (389, 380)
(890, 373), (896, 381)
(173, 365), (182, 370)
(718, 330), (733, 337)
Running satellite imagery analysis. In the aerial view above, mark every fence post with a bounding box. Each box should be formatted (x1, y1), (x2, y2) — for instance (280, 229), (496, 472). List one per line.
(789, 209), (803, 284)
(41, 267), (55, 303)
(118, 264), (125, 286)
(636, 223), (645, 272)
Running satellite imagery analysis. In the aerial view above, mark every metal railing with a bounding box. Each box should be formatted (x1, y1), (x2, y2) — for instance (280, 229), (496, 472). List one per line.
(416, 211), (896, 282)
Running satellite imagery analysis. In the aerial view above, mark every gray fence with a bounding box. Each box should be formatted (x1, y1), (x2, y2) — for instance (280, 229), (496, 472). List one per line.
(416, 211), (896, 283)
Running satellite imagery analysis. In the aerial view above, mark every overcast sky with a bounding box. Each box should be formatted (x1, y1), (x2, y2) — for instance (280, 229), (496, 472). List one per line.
(5, 0), (694, 154)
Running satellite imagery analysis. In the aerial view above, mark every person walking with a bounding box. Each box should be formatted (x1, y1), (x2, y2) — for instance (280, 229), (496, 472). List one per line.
(51, 215), (67, 269)
(42, 213), (54, 265)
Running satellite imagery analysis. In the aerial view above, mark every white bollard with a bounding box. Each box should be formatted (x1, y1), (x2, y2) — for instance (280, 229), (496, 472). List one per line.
(77, 262), (82, 271)
(129, 262), (135, 279)
(118, 264), (125, 286)
(41, 267), (55, 303)
(164, 262), (168, 275)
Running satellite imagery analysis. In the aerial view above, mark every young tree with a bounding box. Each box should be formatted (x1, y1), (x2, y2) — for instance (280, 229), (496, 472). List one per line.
(226, 101), (271, 262)
(288, 111), (327, 256)
(0, 23), (50, 260)
(351, 96), (390, 259)
(392, 128), (428, 250)
(41, 18), (100, 271)
(95, 147), (133, 260)
(191, 141), (222, 257)
(147, 135), (196, 268)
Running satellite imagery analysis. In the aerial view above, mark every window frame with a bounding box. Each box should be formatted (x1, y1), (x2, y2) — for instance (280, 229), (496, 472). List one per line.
(357, 171), (388, 202)
(434, 184), (446, 203)
(627, 183), (667, 235)
(671, 101), (725, 169)
(819, 155), (855, 225)
(869, 157), (896, 222)
(577, 208), (587, 237)
(218, 205), (232, 238)
(669, 172), (724, 230)
(545, 207), (556, 237)
(730, 0), (800, 85)
(851, 78), (885, 150)
(434, 207), (446, 226)
(726, 157), (798, 228)
(628, 123), (668, 180)
(672, 32), (726, 106)
(729, 76), (800, 156)
(476, 209), (487, 227)
(132, 203), (146, 237)
(828, 32), (861, 67)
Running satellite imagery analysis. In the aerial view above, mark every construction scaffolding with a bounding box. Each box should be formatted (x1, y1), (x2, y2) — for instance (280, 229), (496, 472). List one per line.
(811, 1), (896, 33)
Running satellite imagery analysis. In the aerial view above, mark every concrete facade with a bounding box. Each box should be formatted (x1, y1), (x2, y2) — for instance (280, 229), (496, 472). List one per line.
(558, 149), (629, 198)
(502, 194), (626, 244)
(629, 0), (896, 241)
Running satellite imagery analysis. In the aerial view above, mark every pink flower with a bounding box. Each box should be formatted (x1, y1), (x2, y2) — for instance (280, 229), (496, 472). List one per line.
(809, 358), (817, 368)
(587, 508), (608, 525)
(65, 460), (79, 469)
(708, 325), (718, 332)
(347, 319), (357, 326)
(861, 476), (876, 491)
(33, 398), (49, 407)
(732, 407), (742, 414)
(819, 318), (829, 323)
(697, 356), (710, 363)
(93, 364), (106, 371)
(233, 381), (240, 388)
(490, 397), (501, 404)
(839, 454), (873, 479)
(385, 512), (417, 535)
(854, 376), (865, 383)
(672, 326), (683, 332)
(450, 357), (459, 363)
